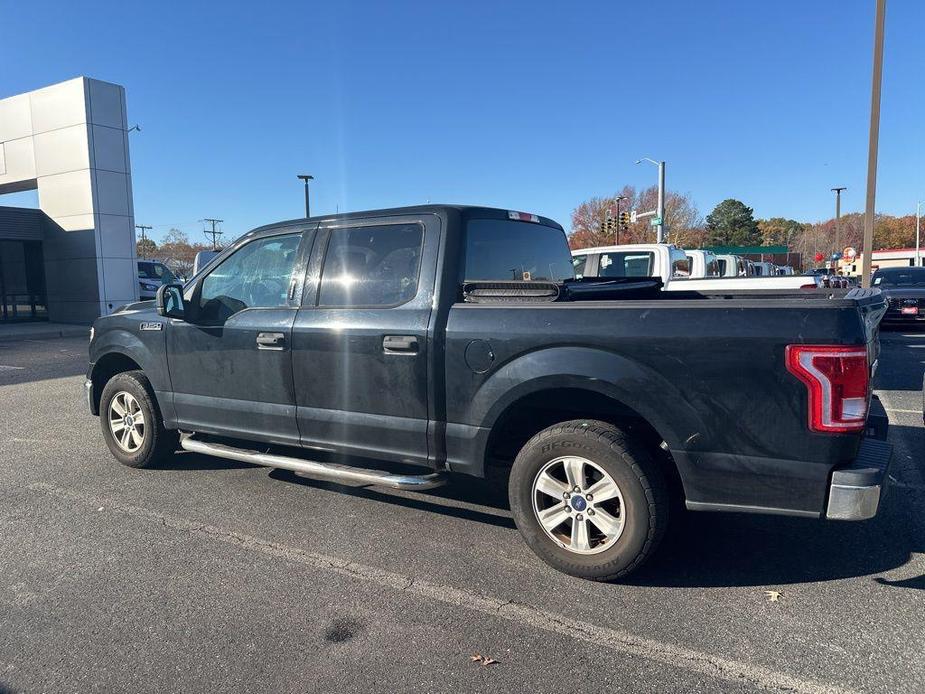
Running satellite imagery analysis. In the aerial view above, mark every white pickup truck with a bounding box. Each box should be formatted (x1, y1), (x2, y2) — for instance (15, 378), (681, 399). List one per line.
(571, 244), (830, 290)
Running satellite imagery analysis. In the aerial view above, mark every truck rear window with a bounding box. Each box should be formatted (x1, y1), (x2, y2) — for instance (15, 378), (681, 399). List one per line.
(464, 219), (574, 282)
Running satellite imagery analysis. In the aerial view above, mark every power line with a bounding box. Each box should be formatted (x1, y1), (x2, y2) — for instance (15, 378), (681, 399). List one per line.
(201, 218), (224, 251)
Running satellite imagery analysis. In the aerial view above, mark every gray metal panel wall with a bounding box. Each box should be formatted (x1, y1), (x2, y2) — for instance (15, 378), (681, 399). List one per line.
(0, 206), (45, 241)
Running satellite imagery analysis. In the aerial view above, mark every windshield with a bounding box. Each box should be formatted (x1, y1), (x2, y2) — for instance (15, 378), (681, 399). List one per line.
(873, 268), (925, 287)
(464, 219), (573, 282)
(138, 261), (177, 284)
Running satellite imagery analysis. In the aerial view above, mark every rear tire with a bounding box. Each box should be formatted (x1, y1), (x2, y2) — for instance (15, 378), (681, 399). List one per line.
(509, 419), (669, 581)
(100, 370), (178, 469)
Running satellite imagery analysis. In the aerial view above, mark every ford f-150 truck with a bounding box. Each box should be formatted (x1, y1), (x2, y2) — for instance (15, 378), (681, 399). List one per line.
(87, 205), (891, 580)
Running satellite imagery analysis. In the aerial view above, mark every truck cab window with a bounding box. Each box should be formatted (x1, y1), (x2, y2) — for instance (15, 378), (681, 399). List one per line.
(600, 252), (654, 278)
(318, 223), (423, 307)
(571, 254), (588, 278)
(671, 255), (690, 278)
(198, 233), (301, 323)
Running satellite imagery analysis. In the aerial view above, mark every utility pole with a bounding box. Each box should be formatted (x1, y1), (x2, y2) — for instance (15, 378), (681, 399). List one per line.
(860, 0), (886, 289)
(916, 201), (923, 267)
(202, 218), (224, 251)
(297, 174), (314, 218)
(134, 224), (152, 258)
(831, 187), (846, 260)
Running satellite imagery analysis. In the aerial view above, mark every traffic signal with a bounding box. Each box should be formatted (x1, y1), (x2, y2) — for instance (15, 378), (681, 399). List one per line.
(618, 211), (629, 229)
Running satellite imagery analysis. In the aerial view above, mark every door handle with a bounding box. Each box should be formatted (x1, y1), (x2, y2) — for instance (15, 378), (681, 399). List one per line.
(256, 332), (286, 350)
(382, 335), (419, 354)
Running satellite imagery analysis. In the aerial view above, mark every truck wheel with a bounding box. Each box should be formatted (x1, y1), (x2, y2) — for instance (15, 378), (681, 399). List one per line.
(509, 420), (669, 581)
(99, 370), (178, 469)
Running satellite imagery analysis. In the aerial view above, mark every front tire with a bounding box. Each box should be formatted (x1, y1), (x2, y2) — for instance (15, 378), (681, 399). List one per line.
(100, 370), (178, 469)
(509, 420), (669, 581)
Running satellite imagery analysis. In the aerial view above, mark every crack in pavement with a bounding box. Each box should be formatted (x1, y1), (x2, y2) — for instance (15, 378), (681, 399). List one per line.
(25, 481), (857, 694)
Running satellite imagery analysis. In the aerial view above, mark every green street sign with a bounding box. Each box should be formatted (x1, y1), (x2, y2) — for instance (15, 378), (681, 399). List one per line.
(650, 217), (662, 226)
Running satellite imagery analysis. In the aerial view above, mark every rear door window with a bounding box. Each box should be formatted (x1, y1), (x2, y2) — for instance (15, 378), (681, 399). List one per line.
(318, 223), (424, 307)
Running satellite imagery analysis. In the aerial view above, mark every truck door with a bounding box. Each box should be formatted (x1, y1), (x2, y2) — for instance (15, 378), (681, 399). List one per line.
(290, 215), (441, 466)
(165, 228), (313, 446)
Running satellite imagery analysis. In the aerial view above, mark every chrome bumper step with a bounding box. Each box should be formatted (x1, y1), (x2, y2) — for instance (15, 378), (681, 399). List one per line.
(179, 436), (448, 491)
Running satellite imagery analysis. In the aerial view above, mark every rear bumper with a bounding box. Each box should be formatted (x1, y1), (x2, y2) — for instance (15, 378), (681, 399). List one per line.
(825, 438), (892, 520)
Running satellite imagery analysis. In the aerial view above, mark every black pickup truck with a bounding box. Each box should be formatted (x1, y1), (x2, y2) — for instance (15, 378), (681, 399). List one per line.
(86, 205), (891, 580)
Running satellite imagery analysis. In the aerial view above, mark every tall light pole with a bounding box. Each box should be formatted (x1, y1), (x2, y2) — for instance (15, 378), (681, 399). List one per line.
(916, 201), (923, 267)
(297, 174), (314, 218)
(614, 195), (628, 245)
(860, 0), (886, 289)
(635, 158), (666, 243)
(831, 187), (847, 264)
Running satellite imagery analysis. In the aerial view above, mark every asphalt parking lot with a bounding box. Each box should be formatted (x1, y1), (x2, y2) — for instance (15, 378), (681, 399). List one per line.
(0, 332), (922, 694)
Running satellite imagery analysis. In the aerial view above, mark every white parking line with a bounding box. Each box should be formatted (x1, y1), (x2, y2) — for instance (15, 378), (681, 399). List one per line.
(0, 365), (25, 371)
(26, 481), (854, 694)
(884, 408), (921, 415)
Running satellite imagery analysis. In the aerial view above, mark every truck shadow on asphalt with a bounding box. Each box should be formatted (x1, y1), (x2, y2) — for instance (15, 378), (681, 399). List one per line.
(166, 424), (923, 590)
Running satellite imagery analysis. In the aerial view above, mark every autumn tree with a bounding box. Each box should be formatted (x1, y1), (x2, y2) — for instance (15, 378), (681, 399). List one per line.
(569, 186), (701, 249)
(757, 217), (805, 247)
(873, 214), (915, 249)
(704, 199), (760, 246)
(136, 237), (157, 259)
(157, 227), (211, 279)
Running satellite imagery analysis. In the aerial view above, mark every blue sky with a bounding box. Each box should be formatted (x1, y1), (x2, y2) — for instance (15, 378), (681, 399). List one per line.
(1, 0), (922, 243)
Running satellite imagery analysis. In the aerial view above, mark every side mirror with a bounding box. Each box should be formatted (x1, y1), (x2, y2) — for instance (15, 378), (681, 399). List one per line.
(156, 283), (185, 319)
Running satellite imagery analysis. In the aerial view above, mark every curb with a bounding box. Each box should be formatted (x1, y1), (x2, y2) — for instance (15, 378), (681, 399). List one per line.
(0, 327), (89, 343)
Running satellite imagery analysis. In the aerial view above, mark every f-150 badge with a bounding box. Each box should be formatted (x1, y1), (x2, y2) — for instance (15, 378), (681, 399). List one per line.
(140, 322), (163, 331)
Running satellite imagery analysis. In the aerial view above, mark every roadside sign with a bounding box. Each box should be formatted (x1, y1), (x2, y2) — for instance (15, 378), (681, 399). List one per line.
(630, 210), (637, 223)
(650, 217), (662, 226)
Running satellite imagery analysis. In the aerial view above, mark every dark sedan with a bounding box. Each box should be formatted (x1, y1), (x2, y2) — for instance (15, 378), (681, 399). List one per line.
(873, 266), (925, 326)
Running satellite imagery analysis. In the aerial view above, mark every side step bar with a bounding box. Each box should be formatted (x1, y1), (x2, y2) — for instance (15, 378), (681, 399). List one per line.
(179, 436), (448, 491)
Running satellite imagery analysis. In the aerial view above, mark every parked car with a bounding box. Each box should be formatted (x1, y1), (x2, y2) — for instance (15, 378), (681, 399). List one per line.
(572, 244), (828, 290)
(88, 205), (892, 581)
(137, 260), (178, 300)
(873, 266), (925, 327)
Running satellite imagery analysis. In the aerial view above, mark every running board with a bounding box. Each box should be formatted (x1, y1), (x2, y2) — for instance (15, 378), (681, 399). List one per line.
(179, 436), (448, 491)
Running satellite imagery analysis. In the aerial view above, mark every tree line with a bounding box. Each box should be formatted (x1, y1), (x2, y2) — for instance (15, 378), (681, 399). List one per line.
(569, 190), (920, 263)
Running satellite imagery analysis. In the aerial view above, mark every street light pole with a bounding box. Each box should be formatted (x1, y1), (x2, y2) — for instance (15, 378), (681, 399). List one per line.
(831, 187), (846, 262)
(860, 0), (886, 289)
(635, 158), (666, 243)
(297, 174), (314, 218)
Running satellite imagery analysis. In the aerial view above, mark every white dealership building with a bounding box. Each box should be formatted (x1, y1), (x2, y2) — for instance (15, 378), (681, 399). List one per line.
(0, 77), (138, 324)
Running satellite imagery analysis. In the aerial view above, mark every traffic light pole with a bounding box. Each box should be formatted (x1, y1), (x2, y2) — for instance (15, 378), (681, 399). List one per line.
(615, 197), (622, 245)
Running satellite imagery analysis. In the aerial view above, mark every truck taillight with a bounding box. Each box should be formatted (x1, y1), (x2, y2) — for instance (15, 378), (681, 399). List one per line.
(785, 345), (869, 433)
